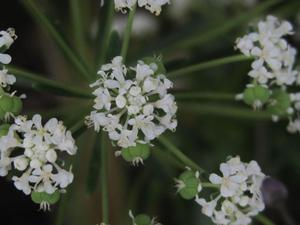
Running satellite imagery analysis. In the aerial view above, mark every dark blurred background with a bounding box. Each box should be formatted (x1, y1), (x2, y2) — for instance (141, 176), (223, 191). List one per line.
(1, 0), (300, 225)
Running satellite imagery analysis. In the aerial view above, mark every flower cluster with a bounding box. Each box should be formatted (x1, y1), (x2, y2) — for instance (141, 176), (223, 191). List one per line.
(0, 114), (77, 209)
(0, 28), (24, 121)
(86, 56), (177, 149)
(114, 0), (170, 15)
(197, 157), (266, 225)
(235, 16), (300, 133)
(176, 157), (266, 225)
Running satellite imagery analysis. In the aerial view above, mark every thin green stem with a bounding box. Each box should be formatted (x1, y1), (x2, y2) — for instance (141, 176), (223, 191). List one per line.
(101, 132), (109, 223)
(255, 214), (276, 225)
(22, 0), (92, 81)
(162, 0), (279, 53)
(121, 4), (137, 62)
(202, 183), (220, 189)
(180, 103), (274, 120)
(69, 0), (86, 57)
(168, 54), (252, 78)
(158, 136), (205, 173)
(97, 0), (115, 68)
(8, 66), (93, 99)
(175, 92), (235, 101)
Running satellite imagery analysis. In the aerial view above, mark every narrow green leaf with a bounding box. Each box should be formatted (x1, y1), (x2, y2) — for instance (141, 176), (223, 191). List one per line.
(21, 0), (93, 81)
(86, 133), (101, 194)
(8, 66), (93, 98)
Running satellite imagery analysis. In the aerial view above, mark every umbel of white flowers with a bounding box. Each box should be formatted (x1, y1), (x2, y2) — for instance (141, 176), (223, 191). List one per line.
(86, 56), (177, 148)
(0, 115), (77, 207)
(176, 156), (266, 225)
(235, 16), (300, 134)
(112, 0), (170, 16)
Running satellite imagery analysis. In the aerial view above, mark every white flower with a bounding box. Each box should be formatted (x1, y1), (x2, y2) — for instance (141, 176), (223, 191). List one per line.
(195, 156), (266, 225)
(0, 68), (16, 88)
(86, 56), (177, 148)
(0, 114), (77, 195)
(113, 0), (169, 15)
(235, 15), (298, 87)
(0, 28), (16, 65)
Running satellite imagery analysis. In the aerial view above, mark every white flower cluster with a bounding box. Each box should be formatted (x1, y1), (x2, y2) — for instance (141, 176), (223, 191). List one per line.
(86, 56), (177, 148)
(236, 15), (297, 86)
(235, 16), (300, 134)
(195, 156), (266, 225)
(114, 0), (170, 15)
(0, 28), (17, 89)
(0, 114), (77, 195)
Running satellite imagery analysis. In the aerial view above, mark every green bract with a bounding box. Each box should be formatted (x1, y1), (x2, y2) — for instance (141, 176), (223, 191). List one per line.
(0, 124), (10, 137)
(267, 89), (291, 116)
(243, 85), (271, 108)
(177, 170), (200, 200)
(134, 214), (152, 225)
(31, 191), (61, 205)
(142, 57), (166, 75)
(0, 94), (22, 120)
(121, 144), (150, 165)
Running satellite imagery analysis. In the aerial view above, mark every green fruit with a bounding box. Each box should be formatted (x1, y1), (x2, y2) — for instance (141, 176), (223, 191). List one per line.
(243, 85), (271, 108)
(121, 144), (150, 164)
(178, 170), (200, 200)
(142, 57), (166, 75)
(134, 214), (152, 225)
(0, 94), (22, 119)
(267, 89), (291, 116)
(31, 191), (61, 205)
(0, 124), (10, 137)
(11, 96), (22, 115)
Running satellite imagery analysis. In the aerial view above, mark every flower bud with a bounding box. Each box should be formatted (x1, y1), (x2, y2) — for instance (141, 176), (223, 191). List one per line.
(243, 85), (271, 109)
(176, 170), (201, 200)
(46, 149), (57, 163)
(121, 144), (150, 165)
(30, 159), (42, 169)
(267, 89), (291, 116)
(31, 190), (61, 205)
(13, 157), (29, 171)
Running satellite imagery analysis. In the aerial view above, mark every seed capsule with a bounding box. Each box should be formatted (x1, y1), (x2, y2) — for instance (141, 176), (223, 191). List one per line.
(31, 191), (61, 205)
(176, 170), (201, 200)
(243, 85), (271, 109)
(121, 144), (150, 166)
(267, 89), (291, 116)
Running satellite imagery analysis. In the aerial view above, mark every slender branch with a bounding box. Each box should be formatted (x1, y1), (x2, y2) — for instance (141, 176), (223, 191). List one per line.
(255, 214), (276, 225)
(168, 54), (252, 78)
(21, 0), (92, 81)
(202, 183), (220, 189)
(121, 4), (137, 62)
(101, 132), (109, 223)
(158, 136), (205, 173)
(8, 66), (93, 99)
(97, 0), (115, 68)
(174, 92), (235, 101)
(180, 103), (273, 120)
(69, 0), (86, 57)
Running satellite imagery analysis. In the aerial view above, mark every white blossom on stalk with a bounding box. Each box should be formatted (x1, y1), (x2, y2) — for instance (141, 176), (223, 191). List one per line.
(0, 114), (77, 195)
(0, 28), (16, 65)
(86, 56), (177, 148)
(195, 156), (266, 225)
(113, 0), (170, 15)
(235, 15), (298, 87)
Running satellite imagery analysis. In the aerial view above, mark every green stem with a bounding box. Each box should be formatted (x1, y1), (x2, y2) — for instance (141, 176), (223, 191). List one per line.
(22, 0), (92, 81)
(180, 103), (273, 120)
(97, 0), (115, 68)
(8, 66), (93, 99)
(175, 92), (235, 101)
(255, 214), (276, 225)
(69, 0), (86, 57)
(162, 0), (279, 53)
(158, 136), (205, 173)
(168, 55), (252, 78)
(121, 4), (137, 62)
(101, 132), (109, 223)
(202, 183), (219, 189)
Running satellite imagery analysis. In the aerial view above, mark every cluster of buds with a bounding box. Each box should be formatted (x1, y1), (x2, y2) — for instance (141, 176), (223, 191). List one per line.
(176, 156), (266, 225)
(235, 16), (300, 133)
